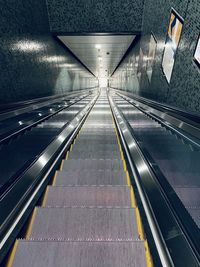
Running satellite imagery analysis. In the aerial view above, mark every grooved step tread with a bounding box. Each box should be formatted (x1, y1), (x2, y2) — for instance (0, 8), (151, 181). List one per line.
(12, 241), (146, 267)
(69, 150), (121, 159)
(62, 159), (123, 171)
(46, 186), (131, 207)
(56, 170), (127, 185)
(29, 207), (139, 241)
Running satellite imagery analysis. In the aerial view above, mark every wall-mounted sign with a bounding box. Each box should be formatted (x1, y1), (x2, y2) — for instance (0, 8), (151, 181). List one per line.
(147, 33), (157, 82)
(194, 33), (200, 68)
(162, 9), (184, 83)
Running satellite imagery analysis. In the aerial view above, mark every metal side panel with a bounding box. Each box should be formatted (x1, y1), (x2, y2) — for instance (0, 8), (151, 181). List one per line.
(55, 170), (127, 185)
(12, 241), (146, 267)
(45, 186), (131, 207)
(29, 207), (139, 241)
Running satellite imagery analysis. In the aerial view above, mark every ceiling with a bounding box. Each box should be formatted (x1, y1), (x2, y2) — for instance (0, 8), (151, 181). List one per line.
(58, 35), (135, 78)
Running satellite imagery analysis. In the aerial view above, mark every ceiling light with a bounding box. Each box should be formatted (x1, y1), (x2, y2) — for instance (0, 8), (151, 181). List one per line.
(98, 56), (102, 61)
(95, 44), (101, 49)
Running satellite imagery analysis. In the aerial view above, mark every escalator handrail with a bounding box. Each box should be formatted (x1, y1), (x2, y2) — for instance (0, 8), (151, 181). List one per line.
(0, 87), (97, 115)
(108, 93), (200, 267)
(0, 92), (91, 145)
(110, 88), (200, 123)
(0, 91), (99, 263)
(117, 92), (200, 149)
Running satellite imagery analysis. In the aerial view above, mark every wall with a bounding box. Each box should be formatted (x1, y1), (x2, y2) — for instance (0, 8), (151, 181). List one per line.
(110, 0), (200, 113)
(46, 0), (144, 33)
(0, 0), (97, 104)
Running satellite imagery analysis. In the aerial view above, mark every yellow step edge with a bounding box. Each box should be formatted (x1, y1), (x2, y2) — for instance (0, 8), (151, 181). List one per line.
(41, 186), (49, 207)
(25, 208), (37, 239)
(130, 186), (137, 208)
(144, 240), (154, 267)
(59, 159), (65, 171)
(52, 170), (58, 186)
(6, 240), (19, 267)
(110, 99), (154, 266)
(126, 170), (131, 186)
(66, 151), (69, 160)
(136, 207), (145, 241)
(70, 144), (73, 152)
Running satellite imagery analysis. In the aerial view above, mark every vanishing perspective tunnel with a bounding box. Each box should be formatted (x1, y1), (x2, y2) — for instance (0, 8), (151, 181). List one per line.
(0, 1), (200, 267)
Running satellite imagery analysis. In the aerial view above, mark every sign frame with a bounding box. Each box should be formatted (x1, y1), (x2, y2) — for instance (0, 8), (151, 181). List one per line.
(193, 32), (200, 69)
(161, 8), (184, 84)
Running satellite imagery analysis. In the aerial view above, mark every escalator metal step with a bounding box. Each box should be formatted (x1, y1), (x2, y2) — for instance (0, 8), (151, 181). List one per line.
(71, 143), (119, 152)
(46, 186), (131, 207)
(62, 159), (123, 171)
(175, 187), (200, 207)
(56, 170), (127, 185)
(75, 139), (118, 145)
(187, 208), (200, 228)
(29, 207), (139, 241)
(69, 150), (121, 159)
(13, 241), (146, 267)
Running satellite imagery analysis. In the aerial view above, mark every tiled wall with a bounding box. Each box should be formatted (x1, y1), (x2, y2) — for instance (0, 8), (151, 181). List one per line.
(110, 0), (200, 113)
(0, 0), (97, 104)
(46, 0), (144, 33)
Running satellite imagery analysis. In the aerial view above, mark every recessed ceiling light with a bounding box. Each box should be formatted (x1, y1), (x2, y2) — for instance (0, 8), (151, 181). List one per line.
(98, 56), (102, 61)
(95, 44), (101, 49)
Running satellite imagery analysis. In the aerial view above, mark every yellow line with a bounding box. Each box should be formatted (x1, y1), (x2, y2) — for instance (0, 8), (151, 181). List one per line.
(144, 240), (154, 267)
(52, 170), (58, 186)
(136, 207), (145, 240)
(59, 159), (65, 171)
(70, 144), (73, 152)
(66, 151), (69, 160)
(130, 186), (137, 208)
(6, 240), (19, 267)
(41, 186), (49, 207)
(126, 170), (131, 186)
(25, 208), (37, 239)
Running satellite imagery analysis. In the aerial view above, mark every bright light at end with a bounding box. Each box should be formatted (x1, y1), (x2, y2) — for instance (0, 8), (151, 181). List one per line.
(99, 78), (108, 87)
(95, 44), (101, 49)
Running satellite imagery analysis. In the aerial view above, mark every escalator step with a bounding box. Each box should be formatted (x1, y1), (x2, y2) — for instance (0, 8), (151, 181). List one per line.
(46, 186), (131, 207)
(175, 187), (200, 207)
(187, 208), (200, 228)
(71, 143), (119, 152)
(69, 150), (121, 159)
(62, 159), (123, 171)
(12, 241), (146, 267)
(75, 139), (118, 145)
(29, 207), (139, 241)
(56, 170), (127, 185)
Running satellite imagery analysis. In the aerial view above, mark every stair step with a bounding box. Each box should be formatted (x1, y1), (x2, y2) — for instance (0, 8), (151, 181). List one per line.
(46, 186), (131, 207)
(63, 159), (123, 171)
(69, 150), (121, 159)
(56, 170), (127, 185)
(13, 241), (146, 267)
(29, 207), (139, 241)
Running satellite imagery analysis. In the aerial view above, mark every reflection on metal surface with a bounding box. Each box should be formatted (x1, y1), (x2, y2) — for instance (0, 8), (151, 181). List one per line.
(118, 93), (200, 145)
(0, 92), (98, 255)
(109, 93), (200, 267)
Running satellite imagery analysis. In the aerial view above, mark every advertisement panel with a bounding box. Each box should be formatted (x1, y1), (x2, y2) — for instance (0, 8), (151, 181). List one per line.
(194, 33), (200, 68)
(162, 9), (184, 83)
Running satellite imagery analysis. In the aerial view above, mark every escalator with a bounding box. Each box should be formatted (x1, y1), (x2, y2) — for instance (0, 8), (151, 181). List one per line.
(0, 97), (94, 195)
(110, 91), (200, 266)
(113, 94), (200, 230)
(6, 89), (152, 267)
